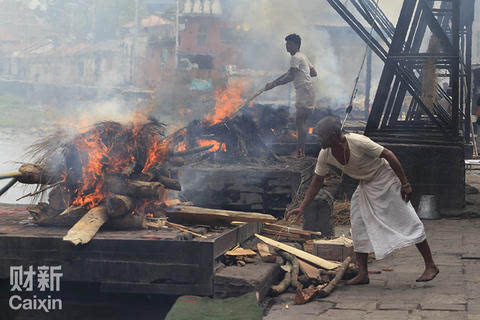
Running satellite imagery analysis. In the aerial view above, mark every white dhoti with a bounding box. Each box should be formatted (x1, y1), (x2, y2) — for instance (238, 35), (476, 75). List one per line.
(350, 162), (426, 259)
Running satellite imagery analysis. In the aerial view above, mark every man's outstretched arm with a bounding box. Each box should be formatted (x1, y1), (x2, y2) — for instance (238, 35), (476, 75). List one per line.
(285, 174), (324, 219)
(265, 67), (297, 90)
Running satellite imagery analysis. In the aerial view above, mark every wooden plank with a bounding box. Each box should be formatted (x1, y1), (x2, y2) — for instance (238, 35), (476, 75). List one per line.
(63, 205), (109, 245)
(225, 248), (256, 256)
(166, 205), (276, 223)
(255, 234), (340, 270)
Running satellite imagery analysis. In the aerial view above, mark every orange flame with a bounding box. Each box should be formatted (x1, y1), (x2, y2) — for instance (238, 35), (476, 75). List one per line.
(176, 141), (187, 152)
(308, 127), (314, 134)
(142, 137), (169, 174)
(197, 139), (226, 152)
(205, 79), (247, 125)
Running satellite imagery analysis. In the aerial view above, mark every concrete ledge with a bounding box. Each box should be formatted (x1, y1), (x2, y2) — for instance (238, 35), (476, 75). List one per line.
(214, 263), (281, 301)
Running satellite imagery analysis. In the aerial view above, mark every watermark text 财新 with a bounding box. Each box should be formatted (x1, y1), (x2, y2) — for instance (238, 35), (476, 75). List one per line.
(9, 265), (63, 312)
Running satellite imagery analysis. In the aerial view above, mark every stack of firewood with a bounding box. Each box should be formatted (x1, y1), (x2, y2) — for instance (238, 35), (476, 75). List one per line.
(254, 233), (357, 305)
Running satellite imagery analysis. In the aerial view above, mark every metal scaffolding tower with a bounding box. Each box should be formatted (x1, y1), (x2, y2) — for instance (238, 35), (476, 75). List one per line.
(326, 0), (475, 146)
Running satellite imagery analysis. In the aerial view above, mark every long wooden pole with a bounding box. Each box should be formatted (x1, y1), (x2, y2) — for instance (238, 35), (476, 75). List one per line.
(0, 172), (21, 180)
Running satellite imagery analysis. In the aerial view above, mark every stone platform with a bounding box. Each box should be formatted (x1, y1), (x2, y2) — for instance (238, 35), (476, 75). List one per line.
(0, 206), (260, 296)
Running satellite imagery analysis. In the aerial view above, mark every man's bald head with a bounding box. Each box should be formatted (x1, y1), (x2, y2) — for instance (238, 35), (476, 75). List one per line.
(315, 116), (343, 148)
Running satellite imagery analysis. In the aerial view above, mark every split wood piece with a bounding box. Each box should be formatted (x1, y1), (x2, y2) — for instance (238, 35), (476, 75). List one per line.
(317, 256), (352, 298)
(105, 195), (134, 218)
(171, 144), (213, 157)
(298, 259), (320, 279)
(255, 234), (340, 270)
(257, 243), (277, 263)
(165, 221), (207, 238)
(105, 175), (165, 199)
(63, 205), (108, 245)
(279, 251), (301, 290)
(264, 223), (322, 238)
(16, 164), (58, 184)
(294, 284), (325, 305)
(271, 261), (292, 295)
(225, 247), (257, 256)
(166, 206), (277, 224)
(29, 204), (86, 227)
(156, 175), (181, 191)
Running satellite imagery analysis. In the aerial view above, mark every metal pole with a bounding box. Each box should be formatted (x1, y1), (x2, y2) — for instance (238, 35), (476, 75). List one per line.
(465, 23), (473, 143)
(451, 0), (460, 133)
(175, 0), (179, 68)
(365, 47), (372, 120)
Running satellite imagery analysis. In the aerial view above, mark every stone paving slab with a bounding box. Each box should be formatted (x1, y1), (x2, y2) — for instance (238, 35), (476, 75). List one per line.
(263, 218), (480, 319)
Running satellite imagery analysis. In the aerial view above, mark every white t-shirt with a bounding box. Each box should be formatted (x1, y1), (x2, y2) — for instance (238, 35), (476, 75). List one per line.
(290, 52), (313, 90)
(290, 51), (315, 107)
(314, 133), (387, 181)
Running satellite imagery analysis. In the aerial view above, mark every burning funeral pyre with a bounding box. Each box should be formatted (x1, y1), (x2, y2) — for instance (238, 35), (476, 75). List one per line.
(6, 115), (276, 245)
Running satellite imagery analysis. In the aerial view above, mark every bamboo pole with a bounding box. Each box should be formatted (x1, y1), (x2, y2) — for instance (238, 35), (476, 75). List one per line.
(0, 172), (21, 180)
(0, 178), (17, 197)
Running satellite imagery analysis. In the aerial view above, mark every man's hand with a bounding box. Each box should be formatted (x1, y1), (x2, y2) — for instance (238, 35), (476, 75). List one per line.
(401, 184), (412, 202)
(264, 82), (275, 91)
(285, 207), (304, 222)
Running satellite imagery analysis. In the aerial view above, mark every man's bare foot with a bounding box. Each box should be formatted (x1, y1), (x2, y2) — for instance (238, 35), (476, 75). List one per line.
(416, 265), (439, 282)
(346, 274), (370, 285)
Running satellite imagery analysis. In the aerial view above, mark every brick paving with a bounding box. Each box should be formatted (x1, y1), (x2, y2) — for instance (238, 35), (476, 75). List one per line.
(264, 218), (480, 320)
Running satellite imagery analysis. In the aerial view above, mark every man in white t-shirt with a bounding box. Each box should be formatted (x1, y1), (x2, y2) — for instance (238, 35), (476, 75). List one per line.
(265, 33), (317, 158)
(286, 116), (439, 285)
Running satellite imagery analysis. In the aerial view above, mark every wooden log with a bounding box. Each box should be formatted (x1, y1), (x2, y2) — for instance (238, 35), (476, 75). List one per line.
(263, 223), (322, 238)
(29, 204), (87, 227)
(317, 256), (352, 298)
(279, 251), (301, 290)
(298, 259), (320, 279)
(271, 262), (292, 295)
(104, 213), (146, 230)
(166, 205), (277, 224)
(105, 175), (165, 199)
(63, 205), (108, 245)
(48, 186), (71, 211)
(261, 227), (306, 242)
(16, 164), (57, 184)
(255, 234), (340, 270)
(294, 285), (324, 305)
(156, 175), (181, 191)
(105, 195), (134, 218)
